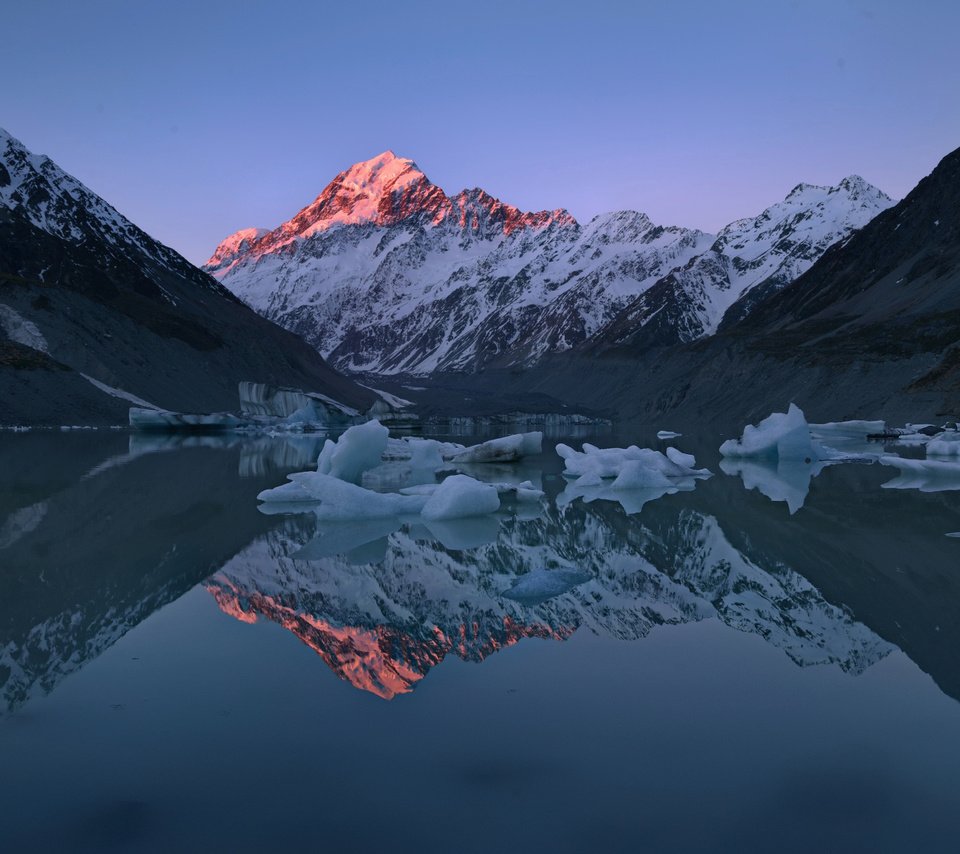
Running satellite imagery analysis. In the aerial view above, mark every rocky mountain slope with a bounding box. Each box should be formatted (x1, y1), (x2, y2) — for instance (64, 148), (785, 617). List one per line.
(0, 128), (374, 425)
(489, 144), (960, 427)
(207, 152), (891, 375)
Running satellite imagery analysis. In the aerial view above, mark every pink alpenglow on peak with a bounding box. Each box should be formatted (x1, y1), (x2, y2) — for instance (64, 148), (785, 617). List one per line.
(449, 188), (576, 236)
(203, 150), (578, 274)
(204, 227), (269, 272)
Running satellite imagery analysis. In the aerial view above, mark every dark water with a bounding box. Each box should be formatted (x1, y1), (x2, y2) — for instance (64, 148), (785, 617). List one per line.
(1, 427), (960, 853)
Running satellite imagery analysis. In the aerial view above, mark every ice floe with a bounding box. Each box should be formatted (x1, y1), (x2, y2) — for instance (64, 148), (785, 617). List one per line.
(557, 442), (710, 485)
(555, 439), (707, 513)
(316, 419), (389, 484)
(719, 403), (827, 462)
(421, 475), (501, 521)
(451, 431), (543, 464)
(256, 422), (546, 526)
(926, 431), (960, 457)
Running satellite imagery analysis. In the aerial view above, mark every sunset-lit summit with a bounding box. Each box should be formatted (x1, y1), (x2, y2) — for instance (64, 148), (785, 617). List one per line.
(203, 150), (576, 273)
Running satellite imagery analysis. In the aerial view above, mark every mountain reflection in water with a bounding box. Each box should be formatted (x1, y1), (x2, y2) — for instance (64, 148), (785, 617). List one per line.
(2, 429), (959, 710)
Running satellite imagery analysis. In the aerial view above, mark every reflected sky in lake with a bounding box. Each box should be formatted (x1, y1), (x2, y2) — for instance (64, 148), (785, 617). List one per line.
(1, 429), (960, 852)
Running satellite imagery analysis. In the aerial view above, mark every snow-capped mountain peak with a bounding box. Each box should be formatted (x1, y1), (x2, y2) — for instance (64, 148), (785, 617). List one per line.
(204, 226), (270, 272)
(206, 153), (894, 374)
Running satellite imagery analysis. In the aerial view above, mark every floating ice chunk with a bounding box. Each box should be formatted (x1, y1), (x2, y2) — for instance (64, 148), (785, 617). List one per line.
(657, 430), (682, 439)
(421, 474), (501, 521)
(408, 438), (444, 470)
(316, 419), (389, 484)
(894, 433), (934, 446)
(720, 403), (825, 462)
(260, 472), (428, 519)
(256, 480), (315, 502)
(256, 500), (319, 516)
(484, 479), (546, 503)
(946, 532), (960, 538)
(610, 461), (674, 490)
(383, 436), (465, 461)
(514, 480), (546, 503)
(451, 432), (542, 464)
(452, 434), (523, 463)
(665, 447), (696, 469)
(878, 456), (960, 492)
(502, 568), (592, 606)
(927, 431), (960, 457)
(557, 442), (708, 482)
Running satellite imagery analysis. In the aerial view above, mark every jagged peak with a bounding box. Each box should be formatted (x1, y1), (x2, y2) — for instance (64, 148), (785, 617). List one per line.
(784, 175), (891, 204)
(204, 227), (270, 270)
(448, 187), (577, 233)
(334, 150), (426, 194)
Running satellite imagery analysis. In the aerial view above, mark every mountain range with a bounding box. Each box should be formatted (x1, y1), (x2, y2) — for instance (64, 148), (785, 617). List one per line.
(205, 151), (893, 375)
(2, 125), (958, 426)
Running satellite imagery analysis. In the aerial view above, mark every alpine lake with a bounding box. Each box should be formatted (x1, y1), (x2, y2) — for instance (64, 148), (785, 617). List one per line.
(1, 421), (959, 853)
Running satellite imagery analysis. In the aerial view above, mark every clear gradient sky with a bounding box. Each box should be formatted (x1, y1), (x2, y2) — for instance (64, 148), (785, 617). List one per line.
(5, 0), (959, 264)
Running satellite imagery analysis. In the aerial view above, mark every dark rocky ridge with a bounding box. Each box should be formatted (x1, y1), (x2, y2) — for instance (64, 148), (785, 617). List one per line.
(0, 130), (374, 426)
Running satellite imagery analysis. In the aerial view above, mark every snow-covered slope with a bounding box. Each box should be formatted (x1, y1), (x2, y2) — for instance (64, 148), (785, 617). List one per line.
(0, 128), (214, 282)
(207, 152), (893, 375)
(205, 152), (712, 373)
(600, 176), (895, 348)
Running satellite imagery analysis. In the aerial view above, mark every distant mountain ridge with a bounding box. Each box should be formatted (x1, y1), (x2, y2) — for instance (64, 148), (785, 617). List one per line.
(206, 151), (893, 375)
(0, 128), (374, 425)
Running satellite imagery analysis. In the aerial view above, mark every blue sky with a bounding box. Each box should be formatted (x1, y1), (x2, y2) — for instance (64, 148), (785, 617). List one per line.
(5, 0), (959, 263)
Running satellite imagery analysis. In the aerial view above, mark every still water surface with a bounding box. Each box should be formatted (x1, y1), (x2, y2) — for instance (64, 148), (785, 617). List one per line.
(1, 427), (959, 853)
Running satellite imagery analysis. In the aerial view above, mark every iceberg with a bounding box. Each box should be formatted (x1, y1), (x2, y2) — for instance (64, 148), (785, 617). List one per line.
(421, 474), (501, 521)
(926, 431), (960, 458)
(316, 420), (389, 484)
(656, 430), (682, 439)
(720, 403), (825, 462)
(279, 472), (428, 519)
(451, 432), (543, 464)
(609, 461), (674, 490)
(383, 437), (466, 461)
(556, 442), (709, 483)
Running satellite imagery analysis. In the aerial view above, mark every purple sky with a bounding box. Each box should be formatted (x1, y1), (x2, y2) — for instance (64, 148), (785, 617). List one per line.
(5, 0), (959, 264)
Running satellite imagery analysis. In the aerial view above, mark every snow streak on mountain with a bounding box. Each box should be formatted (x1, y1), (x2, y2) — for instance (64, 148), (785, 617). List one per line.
(206, 151), (894, 375)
